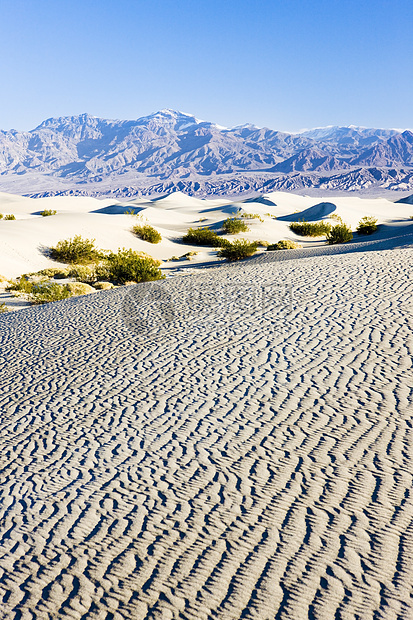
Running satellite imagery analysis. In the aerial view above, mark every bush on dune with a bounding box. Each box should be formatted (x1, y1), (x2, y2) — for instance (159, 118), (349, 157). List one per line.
(267, 240), (302, 251)
(222, 218), (250, 234)
(132, 224), (162, 243)
(50, 235), (101, 264)
(356, 216), (378, 235)
(30, 282), (72, 304)
(289, 220), (332, 237)
(41, 209), (57, 217)
(183, 227), (221, 246)
(218, 239), (258, 261)
(326, 223), (353, 244)
(4, 214), (16, 220)
(106, 248), (164, 284)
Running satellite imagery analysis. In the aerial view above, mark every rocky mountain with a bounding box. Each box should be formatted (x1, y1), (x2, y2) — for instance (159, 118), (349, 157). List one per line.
(0, 110), (412, 198)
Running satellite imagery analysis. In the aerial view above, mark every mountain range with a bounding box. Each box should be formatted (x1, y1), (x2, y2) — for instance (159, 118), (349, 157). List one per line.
(1, 109), (413, 198)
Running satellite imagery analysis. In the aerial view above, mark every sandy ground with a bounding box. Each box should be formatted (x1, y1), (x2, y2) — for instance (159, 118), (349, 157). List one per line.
(1, 217), (413, 618)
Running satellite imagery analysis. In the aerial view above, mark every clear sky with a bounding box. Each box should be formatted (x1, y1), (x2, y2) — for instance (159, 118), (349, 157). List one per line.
(0, 0), (412, 132)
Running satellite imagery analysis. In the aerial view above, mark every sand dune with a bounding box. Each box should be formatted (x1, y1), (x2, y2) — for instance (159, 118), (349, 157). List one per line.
(1, 190), (412, 282)
(1, 216), (413, 618)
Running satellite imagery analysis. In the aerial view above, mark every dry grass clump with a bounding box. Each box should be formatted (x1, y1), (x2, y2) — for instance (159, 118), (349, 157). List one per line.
(356, 216), (378, 235)
(289, 220), (332, 237)
(218, 239), (258, 261)
(267, 240), (302, 251)
(4, 214), (16, 220)
(0, 302), (8, 313)
(132, 224), (162, 243)
(223, 218), (250, 234)
(50, 235), (101, 264)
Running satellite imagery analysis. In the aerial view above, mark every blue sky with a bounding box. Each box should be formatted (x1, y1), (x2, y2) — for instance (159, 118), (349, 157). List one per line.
(0, 0), (412, 131)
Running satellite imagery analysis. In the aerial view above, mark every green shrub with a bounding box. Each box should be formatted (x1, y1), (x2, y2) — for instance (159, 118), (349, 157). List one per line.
(0, 302), (8, 313)
(223, 218), (250, 234)
(68, 264), (97, 284)
(183, 227), (221, 246)
(267, 239), (302, 251)
(0, 214), (3, 220)
(327, 223), (353, 244)
(356, 216), (378, 235)
(31, 282), (72, 304)
(106, 248), (164, 284)
(50, 235), (101, 264)
(132, 224), (162, 243)
(218, 239), (258, 261)
(41, 209), (57, 217)
(7, 277), (34, 294)
(289, 220), (332, 237)
(4, 214), (16, 221)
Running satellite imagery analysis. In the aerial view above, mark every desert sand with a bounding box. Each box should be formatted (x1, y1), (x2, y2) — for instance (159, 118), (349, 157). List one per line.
(0, 191), (413, 619)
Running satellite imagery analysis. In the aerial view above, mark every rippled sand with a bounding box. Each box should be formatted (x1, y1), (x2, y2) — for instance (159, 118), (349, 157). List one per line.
(1, 232), (413, 619)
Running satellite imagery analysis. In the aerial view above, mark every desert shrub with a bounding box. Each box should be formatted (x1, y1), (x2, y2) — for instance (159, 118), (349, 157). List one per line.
(218, 239), (258, 261)
(267, 239), (302, 251)
(132, 224), (162, 243)
(31, 282), (71, 304)
(50, 235), (100, 264)
(125, 208), (137, 216)
(106, 248), (164, 284)
(64, 282), (95, 296)
(4, 214), (16, 220)
(223, 218), (250, 234)
(7, 277), (34, 294)
(330, 213), (343, 222)
(41, 209), (57, 217)
(68, 264), (98, 284)
(356, 216), (378, 235)
(0, 214), (3, 220)
(256, 240), (269, 247)
(0, 302), (8, 313)
(183, 227), (221, 246)
(289, 220), (332, 237)
(327, 223), (353, 244)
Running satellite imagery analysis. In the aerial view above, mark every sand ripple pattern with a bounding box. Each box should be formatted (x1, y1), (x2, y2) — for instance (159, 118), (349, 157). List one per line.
(1, 241), (413, 619)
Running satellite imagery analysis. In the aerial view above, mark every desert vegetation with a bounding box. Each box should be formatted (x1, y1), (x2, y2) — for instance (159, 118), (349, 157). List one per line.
(218, 239), (258, 261)
(223, 217), (250, 234)
(183, 227), (222, 246)
(105, 248), (164, 284)
(267, 239), (302, 251)
(289, 220), (332, 237)
(132, 224), (162, 243)
(356, 216), (378, 235)
(326, 222), (353, 244)
(4, 214), (16, 220)
(50, 235), (101, 264)
(40, 209), (57, 217)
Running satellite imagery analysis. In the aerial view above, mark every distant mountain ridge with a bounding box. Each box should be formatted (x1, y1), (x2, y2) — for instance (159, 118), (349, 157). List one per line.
(0, 110), (412, 198)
